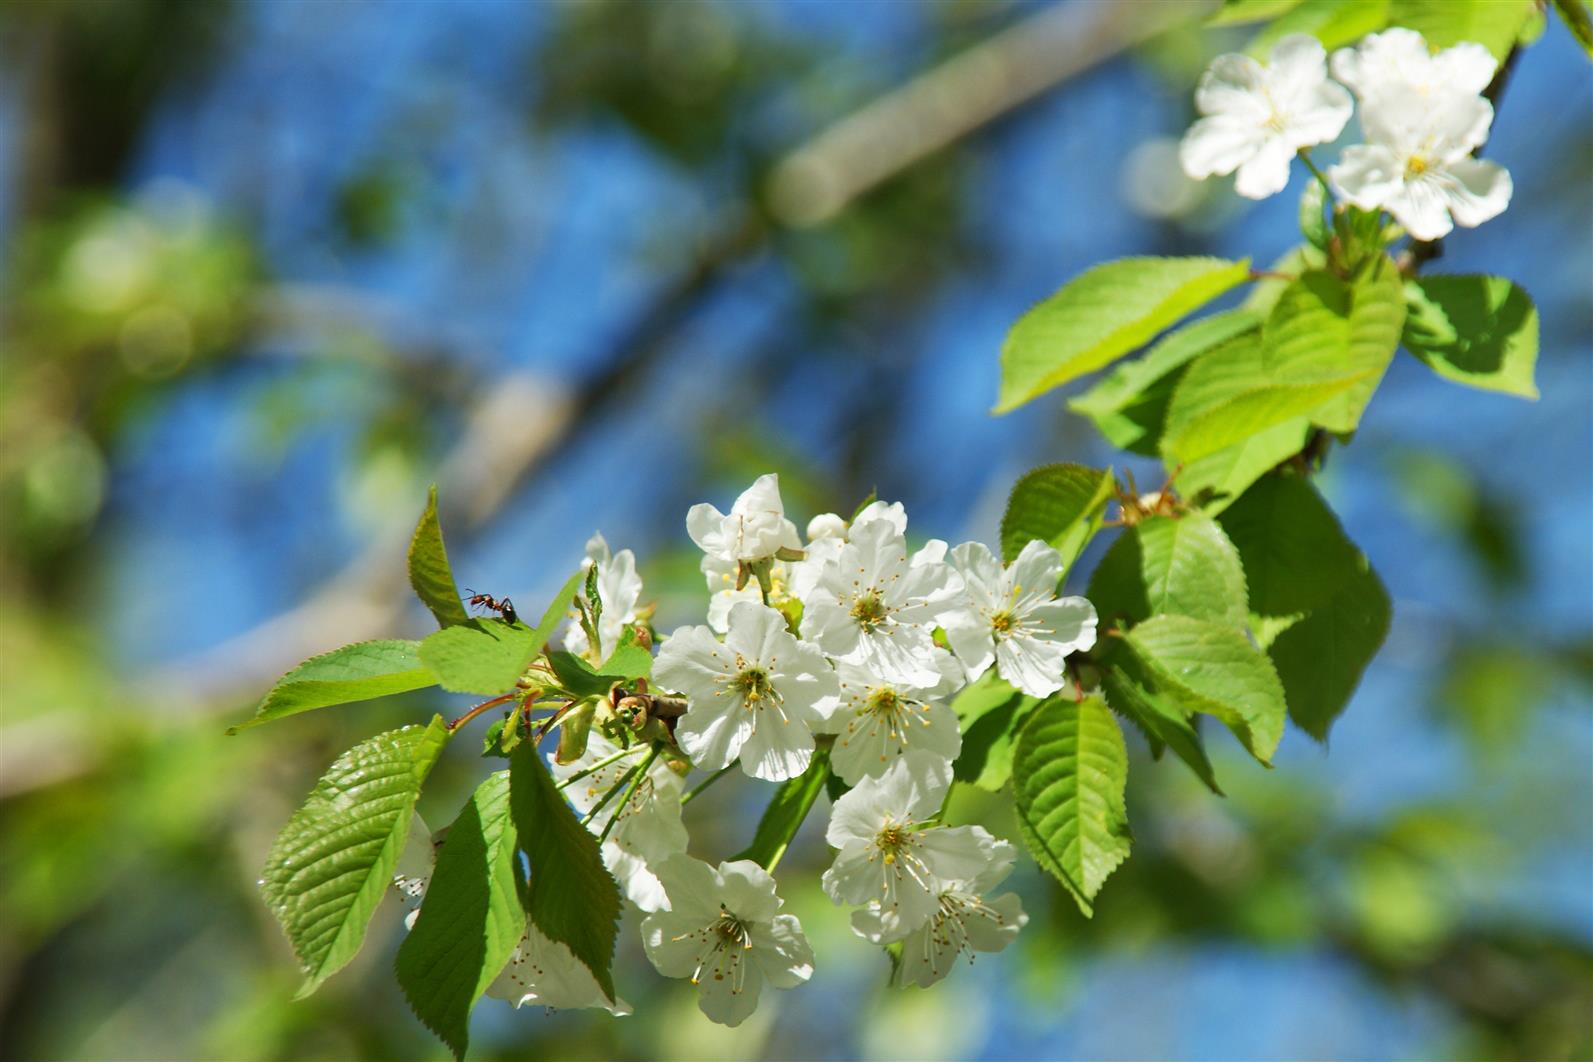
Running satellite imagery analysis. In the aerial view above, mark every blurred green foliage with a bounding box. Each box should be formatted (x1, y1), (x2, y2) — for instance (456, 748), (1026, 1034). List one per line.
(0, 1), (1588, 1060)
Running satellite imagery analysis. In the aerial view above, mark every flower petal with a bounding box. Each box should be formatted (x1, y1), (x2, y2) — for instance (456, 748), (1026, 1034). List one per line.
(1328, 144), (1402, 210)
(1194, 53), (1269, 119)
(917, 824), (998, 884)
(995, 632), (1069, 697)
(1442, 157), (1512, 229)
(1006, 539), (1064, 609)
(1387, 176), (1457, 241)
(1233, 136), (1296, 200)
(756, 913), (815, 989)
(736, 706), (815, 781)
(1435, 41), (1498, 95)
(715, 860), (784, 923)
(1180, 116), (1266, 181)
(694, 958), (765, 1027)
(686, 503), (728, 557)
(1025, 596), (1098, 655)
(675, 696), (752, 774)
(654, 624), (734, 702)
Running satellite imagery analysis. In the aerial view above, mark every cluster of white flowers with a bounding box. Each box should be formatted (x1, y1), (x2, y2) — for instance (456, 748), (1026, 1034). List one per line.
(1179, 29), (1512, 241)
(395, 474), (1096, 1026)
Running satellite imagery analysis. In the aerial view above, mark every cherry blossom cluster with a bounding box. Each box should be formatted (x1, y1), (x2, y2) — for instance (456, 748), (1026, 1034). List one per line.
(394, 474), (1098, 1025)
(1179, 29), (1512, 241)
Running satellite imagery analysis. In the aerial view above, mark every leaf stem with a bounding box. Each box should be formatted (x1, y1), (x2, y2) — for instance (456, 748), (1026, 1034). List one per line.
(1296, 149), (1332, 196)
(679, 763), (736, 806)
(447, 692), (516, 732)
(764, 755), (831, 873)
(556, 743), (644, 791)
(598, 745), (659, 845)
(582, 749), (650, 826)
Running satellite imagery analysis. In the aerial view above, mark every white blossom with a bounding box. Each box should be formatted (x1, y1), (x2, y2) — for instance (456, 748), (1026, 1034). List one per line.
(565, 531), (643, 660)
(641, 856), (814, 1027)
(806, 511), (849, 541)
(942, 540), (1097, 698)
(487, 923), (633, 1015)
(550, 731), (686, 911)
(799, 519), (962, 687)
(788, 499), (906, 601)
(814, 653), (965, 786)
(391, 813), (628, 1015)
(654, 601), (838, 781)
(1330, 28), (1497, 101)
(392, 812), (435, 930)
(1328, 89), (1510, 241)
(822, 752), (998, 943)
(1179, 34), (1353, 199)
(860, 839), (1028, 988)
(702, 553), (789, 634)
(687, 473), (801, 566)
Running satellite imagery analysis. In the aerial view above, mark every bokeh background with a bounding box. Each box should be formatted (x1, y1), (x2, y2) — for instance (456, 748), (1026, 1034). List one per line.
(2, 2), (1590, 1059)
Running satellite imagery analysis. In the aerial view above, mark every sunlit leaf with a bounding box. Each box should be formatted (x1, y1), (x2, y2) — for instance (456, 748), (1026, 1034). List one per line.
(951, 673), (1041, 792)
(734, 748), (831, 868)
(1011, 697), (1131, 916)
(1122, 615), (1287, 764)
(261, 717), (450, 998)
(1402, 275), (1539, 399)
(229, 640), (437, 733)
(996, 256), (1251, 413)
(508, 743), (620, 1003)
(408, 486), (470, 628)
(1087, 514), (1249, 632)
(1221, 475), (1391, 739)
(395, 772), (524, 1060)
(419, 620), (535, 696)
(999, 463), (1115, 571)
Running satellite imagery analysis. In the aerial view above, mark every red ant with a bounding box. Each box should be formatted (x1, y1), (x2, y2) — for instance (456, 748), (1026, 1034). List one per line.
(464, 588), (517, 624)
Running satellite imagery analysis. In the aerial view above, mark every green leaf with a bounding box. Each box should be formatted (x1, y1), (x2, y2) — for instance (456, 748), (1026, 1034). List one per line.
(395, 772), (524, 1060)
(1086, 514), (1249, 632)
(951, 674), (1041, 792)
(1176, 417), (1311, 515)
(1209, 0), (1306, 25)
(1388, 0), (1536, 58)
(545, 651), (620, 699)
(1162, 268), (1405, 462)
(229, 640), (437, 734)
(1070, 310), (1262, 455)
(1402, 276), (1539, 399)
(1269, 563), (1390, 740)
(995, 256), (1252, 413)
(999, 463), (1115, 570)
(1161, 331), (1349, 464)
(1553, 0), (1593, 56)
(261, 717), (450, 998)
(508, 743), (620, 1003)
(530, 570), (584, 654)
(408, 486), (470, 628)
(1307, 264), (1407, 432)
(419, 620), (534, 696)
(1123, 615), (1288, 765)
(1242, 245), (1325, 316)
(1011, 697), (1131, 916)
(1220, 474), (1391, 739)
(734, 748), (831, 868)
(1100, 654), (1222, 795)
(600, 627), (654, 683)
(1246, 0), (1391, 55)
(417, 573), (581, 697)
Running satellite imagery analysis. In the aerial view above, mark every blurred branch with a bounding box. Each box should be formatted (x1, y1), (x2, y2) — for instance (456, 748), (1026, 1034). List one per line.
(767, 0), (1209, 226)
(6, 1), (1212, 787)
